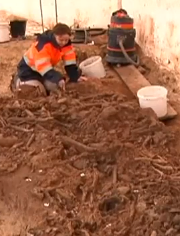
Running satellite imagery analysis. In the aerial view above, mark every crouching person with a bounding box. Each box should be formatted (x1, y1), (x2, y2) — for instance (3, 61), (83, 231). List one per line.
(10, 23), (87, 95)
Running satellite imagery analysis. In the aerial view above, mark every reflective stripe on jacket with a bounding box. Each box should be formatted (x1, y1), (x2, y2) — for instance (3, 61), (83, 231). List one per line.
(18, 30), (80, 83)
(24, 41), (76, 76)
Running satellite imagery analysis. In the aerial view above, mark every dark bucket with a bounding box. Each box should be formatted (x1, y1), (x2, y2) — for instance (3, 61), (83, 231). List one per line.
(10, 20), (27, 38)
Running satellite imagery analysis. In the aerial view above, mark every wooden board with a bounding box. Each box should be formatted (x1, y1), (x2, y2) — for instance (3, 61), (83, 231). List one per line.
(113, 65), (177, 121)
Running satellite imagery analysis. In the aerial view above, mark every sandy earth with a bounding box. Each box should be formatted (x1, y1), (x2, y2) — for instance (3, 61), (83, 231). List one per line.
(1, 37), (180, 236)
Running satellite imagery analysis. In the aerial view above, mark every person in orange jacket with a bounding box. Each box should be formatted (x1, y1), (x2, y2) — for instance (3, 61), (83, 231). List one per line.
(11, 23), (87, 95)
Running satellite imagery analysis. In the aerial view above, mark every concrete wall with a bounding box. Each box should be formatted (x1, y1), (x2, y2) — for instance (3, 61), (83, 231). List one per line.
(0, 0), (118, 28)
(123, 0), (180, 72)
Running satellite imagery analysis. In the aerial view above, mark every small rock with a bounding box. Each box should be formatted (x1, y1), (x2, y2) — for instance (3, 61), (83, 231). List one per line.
(73, 159), (87, 170)
(27, 233), (34, 236)
(78, 110), (90, 118)
(30, 153), (46, 168)
(109, 129), (116, 134)
(164, 222), (169, 228)
(52, 227), (58, 232)
(172, 214), (180, 225)
(136, 201), (147, 213)
(31, 188), (44, 200)
(150, 231), (157, 236)
(52, 129), (59, 136)
(160, 213), (170, 223)
(7, 164), (18, 173)
(100, 106), (118, 120)
(0, 136), (18, 148)
(13, 100), (21, 107)
(165, 228), (176, 235)
(169, 208), (180, 213)
(120, 174), (131, 182)
(45, 227), (52, 233)
(57, 97), (67, 104)
(117, 186), (130, 195)
(174, 225), (180, 230)
(123, 142), (134, 149)
(147, 209), (158, 221)
(152, 220), (161, 229)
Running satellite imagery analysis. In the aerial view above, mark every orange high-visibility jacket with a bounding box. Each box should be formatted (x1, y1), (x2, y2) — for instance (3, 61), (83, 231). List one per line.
(17, 31), (80, 83)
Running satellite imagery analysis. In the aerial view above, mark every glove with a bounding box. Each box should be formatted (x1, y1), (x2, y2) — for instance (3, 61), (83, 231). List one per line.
(58, 79), (66, 91)
(78, 76), (88, 82)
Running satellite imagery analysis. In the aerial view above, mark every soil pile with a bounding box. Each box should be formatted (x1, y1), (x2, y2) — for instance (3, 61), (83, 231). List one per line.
(0, 81), (179, 236)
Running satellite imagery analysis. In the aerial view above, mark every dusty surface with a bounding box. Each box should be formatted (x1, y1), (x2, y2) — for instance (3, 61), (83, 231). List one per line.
(1, 38), (180, 236)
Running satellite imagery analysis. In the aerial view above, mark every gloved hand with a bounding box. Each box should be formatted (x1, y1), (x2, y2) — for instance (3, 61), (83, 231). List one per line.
(78, 76), (88, 82)
(58, 79), (66, 91)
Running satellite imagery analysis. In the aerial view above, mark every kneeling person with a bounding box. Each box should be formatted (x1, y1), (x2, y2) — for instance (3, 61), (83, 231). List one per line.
(11, 23), (87, 95)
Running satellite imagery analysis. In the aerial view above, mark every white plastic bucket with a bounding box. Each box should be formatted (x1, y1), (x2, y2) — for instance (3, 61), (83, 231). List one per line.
(137, 85), (168, 118)
(79, 56), (106, 78)
(0, 23), (10, 43)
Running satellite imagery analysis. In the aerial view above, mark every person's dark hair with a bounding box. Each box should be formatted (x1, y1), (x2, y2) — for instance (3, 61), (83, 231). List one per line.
(119, 9), (127, 14)
(52, 23), (71, 36)
(112, 8), (128, 16)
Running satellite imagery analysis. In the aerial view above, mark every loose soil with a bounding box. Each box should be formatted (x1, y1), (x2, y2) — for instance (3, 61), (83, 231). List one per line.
(1, 38), (180, 236)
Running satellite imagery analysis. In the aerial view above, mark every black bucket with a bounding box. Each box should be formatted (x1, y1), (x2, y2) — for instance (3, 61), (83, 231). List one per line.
(10, 20), (27, 38)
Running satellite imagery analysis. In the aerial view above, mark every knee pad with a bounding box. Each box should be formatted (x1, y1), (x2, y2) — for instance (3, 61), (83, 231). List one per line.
(22, 80), (47, 95)
(10, 77), (47, 96)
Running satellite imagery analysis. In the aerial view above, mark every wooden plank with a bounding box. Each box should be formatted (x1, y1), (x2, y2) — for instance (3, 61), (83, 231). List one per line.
(113, 65), (177, 120)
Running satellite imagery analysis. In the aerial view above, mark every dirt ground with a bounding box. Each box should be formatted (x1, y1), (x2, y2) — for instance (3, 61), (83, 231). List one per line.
(1, 36), (180, 236)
